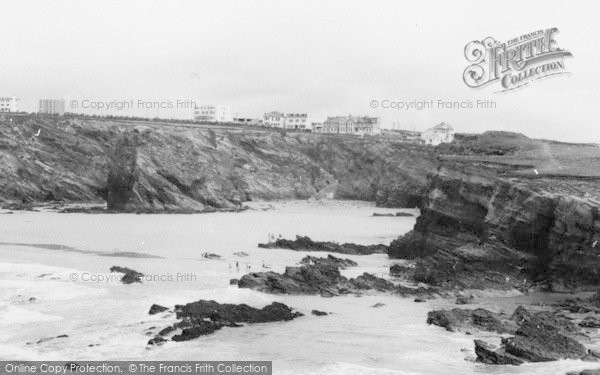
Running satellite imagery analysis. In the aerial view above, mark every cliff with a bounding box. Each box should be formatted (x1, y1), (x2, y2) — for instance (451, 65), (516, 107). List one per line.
(389, 161), (600, 291)
(0, 115), (438, 211)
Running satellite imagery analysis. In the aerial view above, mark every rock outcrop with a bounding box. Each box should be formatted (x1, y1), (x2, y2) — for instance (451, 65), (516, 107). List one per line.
(148, 300), (302, 344)
(237, 256), (426, 297)
(106, 135), (143, 211)
(148, 304), (169, 315)
(259, 235), (388, 255)
(427, 308), (516, 334)
(428, 305), (596, 365)
(299, 255), (358, 269)
(109, 266), (143, 284)
(389, 163), (600, 291)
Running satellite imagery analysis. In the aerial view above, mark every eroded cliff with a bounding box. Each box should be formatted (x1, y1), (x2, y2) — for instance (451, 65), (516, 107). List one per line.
(389, 162), (600, 291)
(0, 115), (437, 211)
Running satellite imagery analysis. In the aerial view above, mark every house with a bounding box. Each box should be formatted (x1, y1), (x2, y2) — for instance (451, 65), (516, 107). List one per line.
(0, 97), (19, 113)
(233, 117), (262, 126)
(262, 111), (310, 130)
(39, 99), (66, 115)
(421, 122), (455, 145)
(263, 111), (286, 128)
(285, 113), (308, 130)
(194, 105), (232, 123)
(318, 115), (380, 135)
(311, 123), (323, 132)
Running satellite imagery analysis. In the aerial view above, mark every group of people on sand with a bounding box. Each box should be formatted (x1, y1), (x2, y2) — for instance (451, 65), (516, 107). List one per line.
(227, 232), (279, 272)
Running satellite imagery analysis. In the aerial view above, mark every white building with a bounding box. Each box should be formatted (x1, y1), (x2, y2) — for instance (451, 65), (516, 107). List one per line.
(421, 122), (455, 145)
(194, 105), (232, 123)
(317, 115), (381, 135)
(263, 111), (286, 128)
(285, 113), (309, 130)
(263, 111), (310, 130)
(0, 97), (19, 113)
(39, 99), (66, 115)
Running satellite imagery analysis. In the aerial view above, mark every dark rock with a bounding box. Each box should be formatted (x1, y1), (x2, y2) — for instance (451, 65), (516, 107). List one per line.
(349, 273), (395, 292)
(474, 339), (524, 365)
(107, 135), (143, 211)
(299, 255), (357, 269)
(175, 300), (303, 323)
(109, 266), (143, 284)
(149, 304), (169, 315)
(456, 295), (475, 305)
(147, 336), (168, 346)
(580, 317), (600, 329)
(372, 213), (395, 217)
(238, 257), (431, 298)
(427, 308), (515, 334)
(149, 300), (303, 344)
(468, 306), (593, 365)
(202, 252), (221, 259)
(389, 263), (412, 276)
(258, 235), (388, 255)
(311, 310), (328, 316)
(387, 163), (600, 292)
(502, 318), (588, 362)
(172, 320), (221, 342)
(567, 370), (600, 375)
(414, 298), (426, 303)
(395, 212), (414, 217)
(229, 278), (239, 285)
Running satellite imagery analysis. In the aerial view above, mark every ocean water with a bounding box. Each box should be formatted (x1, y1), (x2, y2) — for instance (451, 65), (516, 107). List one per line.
(0, 200), (594, 375)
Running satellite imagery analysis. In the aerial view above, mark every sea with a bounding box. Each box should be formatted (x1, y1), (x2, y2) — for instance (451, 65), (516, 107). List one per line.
(0, 200), (595, 375)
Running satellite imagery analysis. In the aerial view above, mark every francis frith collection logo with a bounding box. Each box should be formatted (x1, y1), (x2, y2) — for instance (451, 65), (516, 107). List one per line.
(463, 28), (572, 92)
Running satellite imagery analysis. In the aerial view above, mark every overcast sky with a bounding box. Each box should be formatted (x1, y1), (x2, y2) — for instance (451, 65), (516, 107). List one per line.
(1, 0), (599, 142)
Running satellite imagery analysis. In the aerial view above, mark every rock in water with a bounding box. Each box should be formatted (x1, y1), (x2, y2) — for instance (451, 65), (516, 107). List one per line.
(299, 255), (358, 269)
(311, 310), (328, 316)
(148, 300), (303, 344)
(474, 339), (524, 365)
(502, 319), (588, 362)
(237, 258), (399, 297)
(109, 266), (143, 284)
(427, 308), (515, 334)
(148, 304), (169, 315)
(258, 235), (388, 255)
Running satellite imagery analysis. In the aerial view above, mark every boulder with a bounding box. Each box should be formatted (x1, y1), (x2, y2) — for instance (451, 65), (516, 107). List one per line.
(427, 308), (514, 334)
(109, 266), (143, 284)
(502, 319), (588, 362)
(474, 339), (524, 365)
(148, 304), (169, 315)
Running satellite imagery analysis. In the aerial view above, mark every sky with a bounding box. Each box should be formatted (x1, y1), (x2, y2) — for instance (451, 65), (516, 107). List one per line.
(1, 0), (599, 142)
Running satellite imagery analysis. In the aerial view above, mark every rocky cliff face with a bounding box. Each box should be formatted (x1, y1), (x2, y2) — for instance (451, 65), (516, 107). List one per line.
(389, 162), (600, 290)
(0, 115), (437, 210)
(106, 135), (142, 210)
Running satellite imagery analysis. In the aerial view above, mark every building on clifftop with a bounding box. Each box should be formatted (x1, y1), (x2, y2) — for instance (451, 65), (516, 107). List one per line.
(421, 122), (455, 145)
(317, 115), (380, 135)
